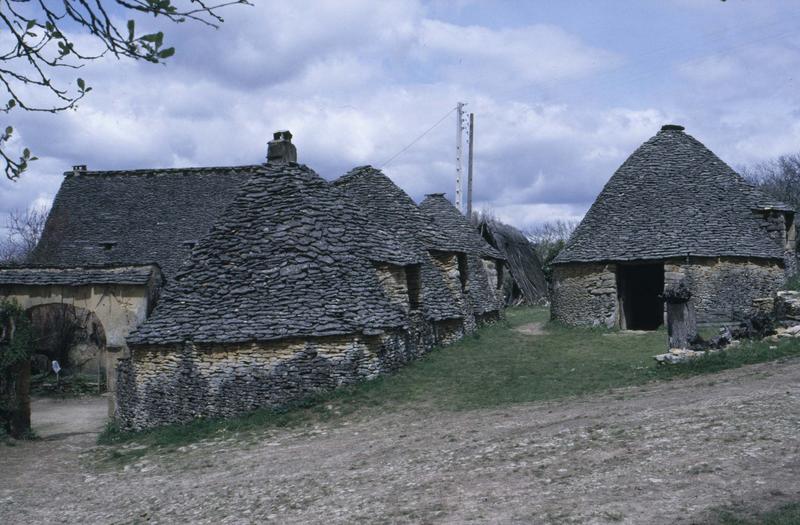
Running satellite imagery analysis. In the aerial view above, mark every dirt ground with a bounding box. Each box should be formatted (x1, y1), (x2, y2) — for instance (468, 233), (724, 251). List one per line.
(514, 321), (547, 336)
(2, 360), (800, 525)
(29, 396), (109, 439)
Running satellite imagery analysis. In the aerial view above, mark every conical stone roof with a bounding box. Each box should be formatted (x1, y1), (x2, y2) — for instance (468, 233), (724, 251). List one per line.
(419, 194), (504, 315)
(555, 126), (792, 264)
(418, 194), (504, 260)
(334, 166), (465, 321)
(128, 162), (412, 345)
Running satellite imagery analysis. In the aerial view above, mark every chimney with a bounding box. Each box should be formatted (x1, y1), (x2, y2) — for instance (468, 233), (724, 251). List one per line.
(267, 130), (297, 164)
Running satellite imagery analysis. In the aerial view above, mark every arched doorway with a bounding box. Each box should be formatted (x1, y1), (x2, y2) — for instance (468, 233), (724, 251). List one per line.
(26, 304), (107, 385)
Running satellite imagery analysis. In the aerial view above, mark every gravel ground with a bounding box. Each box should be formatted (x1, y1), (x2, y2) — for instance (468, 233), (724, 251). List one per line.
(2, 359), (800, 524)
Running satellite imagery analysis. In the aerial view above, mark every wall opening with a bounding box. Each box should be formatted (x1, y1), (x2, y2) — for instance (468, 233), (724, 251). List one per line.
(26, 303), (107, 378)
(405, 264), (421, 309)
(786, 212), (797, 252)
(457, 254), (468, 292)
(495, 261), (504, 290)
(617, 263), (664, 330)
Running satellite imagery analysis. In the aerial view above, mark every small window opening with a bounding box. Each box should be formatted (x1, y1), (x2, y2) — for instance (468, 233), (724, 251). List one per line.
(182, 240), (198, 249)
(496, 261), (504, 290)
(457, 253), (468, 292)
(786, 213), (796, 252)
(99, 241), (117, 251)
(405, 264), (421, 309)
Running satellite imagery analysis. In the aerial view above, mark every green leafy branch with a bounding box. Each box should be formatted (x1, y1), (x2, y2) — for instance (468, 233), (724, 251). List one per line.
(0, 0), (251, 180)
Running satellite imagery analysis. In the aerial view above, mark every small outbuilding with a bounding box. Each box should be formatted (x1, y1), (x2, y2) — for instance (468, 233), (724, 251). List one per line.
(551, 125), (797, 329)
(477, 218), (548, 305)
(418, 194), (505, 324)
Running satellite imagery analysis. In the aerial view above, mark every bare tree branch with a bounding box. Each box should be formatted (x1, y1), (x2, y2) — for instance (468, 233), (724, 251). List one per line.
(0, 0), (251, 180)
(0, 206), (50, 264)
(741, 153), (800, 212)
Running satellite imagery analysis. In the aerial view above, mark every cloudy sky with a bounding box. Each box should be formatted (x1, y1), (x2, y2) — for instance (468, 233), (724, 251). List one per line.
(1, 0), (799, 232)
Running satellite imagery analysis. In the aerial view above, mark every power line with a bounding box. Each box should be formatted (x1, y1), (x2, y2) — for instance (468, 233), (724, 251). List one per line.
(380, 105), (458, 168)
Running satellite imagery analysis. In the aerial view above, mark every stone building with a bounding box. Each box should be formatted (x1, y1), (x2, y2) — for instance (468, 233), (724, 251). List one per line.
(418, 194), (505, 324)
(551, 125), (797, 329)
(0, 162), (258, 401)
(334, 166), (504, 336)
(1, 132), (505, 428)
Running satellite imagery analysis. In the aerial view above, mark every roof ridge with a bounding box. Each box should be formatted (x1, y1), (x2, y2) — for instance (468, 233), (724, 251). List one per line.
(63, 164), (267, 177)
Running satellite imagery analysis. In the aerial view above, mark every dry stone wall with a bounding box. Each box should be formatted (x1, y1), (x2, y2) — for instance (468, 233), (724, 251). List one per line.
(117, 320), (447, 430)
(374, 264), (410, 311)
(664, 257), (785, 323)
(550, 263), (618, 327)
(431, 252), (476, 333)
(552, 257), (786, 328)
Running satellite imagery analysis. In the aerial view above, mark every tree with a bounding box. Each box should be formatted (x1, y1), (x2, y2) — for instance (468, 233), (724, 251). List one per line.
(0, 206), (49, 264)
(740, 153), (800, 212)
(0, 0), (249, 180)
(524, 219), (579, 278)
(0, 300), (34, 439)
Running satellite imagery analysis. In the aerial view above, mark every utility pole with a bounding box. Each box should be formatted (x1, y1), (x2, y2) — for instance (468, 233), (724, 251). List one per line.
(466, 112), (474, 220)
(455, 102), (466, 212)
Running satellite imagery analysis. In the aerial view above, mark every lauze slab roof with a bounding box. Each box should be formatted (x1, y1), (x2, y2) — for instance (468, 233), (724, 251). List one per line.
(555, 126), (792, 264)
(30, 165), (262, 278)
(418, 194), (503, 261)
(0, 264), (160, 286)
(128, 162), (414, 345)
(418, 194), (505, 314)
(334, 166), (465, 321)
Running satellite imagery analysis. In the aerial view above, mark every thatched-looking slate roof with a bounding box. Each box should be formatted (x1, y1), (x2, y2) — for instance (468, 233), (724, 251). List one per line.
(419, 194), (504, 314)
(478, 219), (548, 304)
(128, 162), (412, 345)
(333, 166), (465, 321)
(30, 166), (262, 278)
(333, 166), (451, 253)
(555, 125), (792, 265)
(418, 194), (503, 260)
(0, 264), (160, 286)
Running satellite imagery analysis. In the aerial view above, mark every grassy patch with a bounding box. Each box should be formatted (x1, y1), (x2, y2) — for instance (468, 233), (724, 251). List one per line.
(31, 372), (105, 398)
(786, 274), (800, 291)
(97, 307), (800, 456)
(650, 338), (800, 379)
(714, 502), (800, 524)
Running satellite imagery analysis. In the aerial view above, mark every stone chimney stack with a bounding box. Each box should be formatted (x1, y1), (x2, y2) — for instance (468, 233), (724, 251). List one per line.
(267, 130), (297, 164)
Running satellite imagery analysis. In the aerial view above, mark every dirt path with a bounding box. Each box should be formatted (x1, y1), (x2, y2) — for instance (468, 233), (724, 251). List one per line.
(2, 361), (800, 524)
(30, 396), (108, 439)
(514, 321), (547, 336)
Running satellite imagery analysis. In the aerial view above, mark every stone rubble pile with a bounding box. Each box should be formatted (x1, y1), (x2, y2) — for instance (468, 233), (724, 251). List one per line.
(655, 289), (800, 364)
(775, 291), (800, 324)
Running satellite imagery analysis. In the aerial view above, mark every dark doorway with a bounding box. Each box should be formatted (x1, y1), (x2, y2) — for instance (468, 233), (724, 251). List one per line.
(618, 263), (664, 330)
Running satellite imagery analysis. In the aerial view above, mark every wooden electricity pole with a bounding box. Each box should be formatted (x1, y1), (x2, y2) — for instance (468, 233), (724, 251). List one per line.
(466, 112), (474, 219)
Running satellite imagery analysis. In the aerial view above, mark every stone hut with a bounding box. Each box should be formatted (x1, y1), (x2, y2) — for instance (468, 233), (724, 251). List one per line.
(418, 194), (506, 324)
(1, 132), (497, 427)
(551, 124), (797, 329)
(118, 160), (460, 429)
(334, 165), (491, 337)
(477, 218), (548, 305)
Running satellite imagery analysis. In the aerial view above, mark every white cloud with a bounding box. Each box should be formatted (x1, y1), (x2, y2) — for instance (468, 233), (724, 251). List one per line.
(415, 20), (619, 89)
(1, 0), (798, 236)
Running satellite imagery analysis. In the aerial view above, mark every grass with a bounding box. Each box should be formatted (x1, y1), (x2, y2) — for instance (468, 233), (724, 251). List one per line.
(786, 273), (800, 291)
(97, 306), (800, 456)
(31, 372), (105, 398)
(714, 502), (800, 524)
